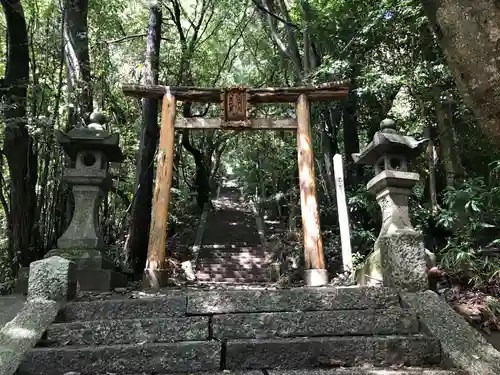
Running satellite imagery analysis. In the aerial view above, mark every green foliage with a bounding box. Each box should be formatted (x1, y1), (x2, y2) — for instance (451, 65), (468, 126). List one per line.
(0, 0), (499, 293)
(436, 176), (500, 287)
(346, 187), (378, 253)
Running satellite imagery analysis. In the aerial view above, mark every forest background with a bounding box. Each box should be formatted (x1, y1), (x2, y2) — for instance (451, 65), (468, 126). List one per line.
(1, 0), (500, 310)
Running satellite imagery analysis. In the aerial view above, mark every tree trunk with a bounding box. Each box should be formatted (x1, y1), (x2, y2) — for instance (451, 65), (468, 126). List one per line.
(433, 87), (464, 186)
(125, 2), (162, 276)
(419, 98), (439, 213)
(321, 105), (341, 196)
(0, 0), (38, 274)
(342, 68), (360, 186)
(181, 129), (210, 210)
(421, 0), (500, 144)
(62, 0), (93, 126)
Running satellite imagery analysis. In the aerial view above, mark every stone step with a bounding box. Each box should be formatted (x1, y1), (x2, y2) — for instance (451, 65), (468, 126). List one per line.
(43, 317), (209, 346)
(55, 295), (186, 322)
(198, 253), (270, 259)
(196, 270), (269, 277)
(186, 287), (400, 314)
(195, 274), (270, 283)
(224, 335), (442, 369)
(17, 369), (459, 375)
(197, 259), (270, 265)
(198, 254), (271, 264)
(268, 369), (459, 375)
(19, 341), (221, 375)
(196, 266), (270, 273)
(212, 308), (419, 339)
(199, 246), (267, 253)
(196, 264), (269, 269)
(56, 287), (401, 323)
(149, 370), (459, 375)
(199, 245), (268, 251)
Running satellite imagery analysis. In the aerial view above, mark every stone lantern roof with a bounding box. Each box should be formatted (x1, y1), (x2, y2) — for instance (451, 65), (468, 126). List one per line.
(353, 119), (428, 166)
(56, 112), (124, 163)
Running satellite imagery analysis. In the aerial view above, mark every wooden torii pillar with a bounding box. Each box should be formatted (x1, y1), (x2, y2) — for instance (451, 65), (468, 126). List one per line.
(122, 82), (349, 288)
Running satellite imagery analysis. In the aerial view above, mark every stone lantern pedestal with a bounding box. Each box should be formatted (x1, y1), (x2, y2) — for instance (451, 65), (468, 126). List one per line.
(45, 113), (127, 291)
(354, 119), (429, 291)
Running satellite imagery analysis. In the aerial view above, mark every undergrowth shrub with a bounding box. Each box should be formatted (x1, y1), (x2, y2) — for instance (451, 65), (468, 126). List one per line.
(436, 176), (500, 289)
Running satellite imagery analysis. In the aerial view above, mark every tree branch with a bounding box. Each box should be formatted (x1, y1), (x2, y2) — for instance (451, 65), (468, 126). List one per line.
(211, 8), (254, 86)
(276, 0), (302, 77)
(0, 151), (9, 220)
(109, 184), (131, 207)
(251, 0), (297, 28)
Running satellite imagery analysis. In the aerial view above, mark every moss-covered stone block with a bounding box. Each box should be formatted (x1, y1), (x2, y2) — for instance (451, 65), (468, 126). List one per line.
(354, 246), (435, 288)
(45, 248), (114, 269)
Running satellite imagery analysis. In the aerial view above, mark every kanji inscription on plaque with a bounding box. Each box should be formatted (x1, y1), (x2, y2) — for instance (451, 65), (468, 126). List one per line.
(221, 86), (248, 125)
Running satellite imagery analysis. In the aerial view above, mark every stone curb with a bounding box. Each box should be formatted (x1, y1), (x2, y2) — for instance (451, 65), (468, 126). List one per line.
(400, 290), (500, 375)
(191, 202), (210, 274)
(0, 256), (76, 375)
(251, 200), (268, 248)
(268, 369), (460, 375)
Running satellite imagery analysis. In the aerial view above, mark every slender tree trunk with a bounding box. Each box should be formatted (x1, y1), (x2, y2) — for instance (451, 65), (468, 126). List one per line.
(0, 0), (38, 274)
(432, 86), (464, 186)
(321, 106), (340, 196)
(342, 67), (360, 186)
(62, 0), (92, 126)
(181, 129), (210, 210)
(125, 2), (162, 276)
(421, 0), (500, 144)
(419, 98), (439, 213)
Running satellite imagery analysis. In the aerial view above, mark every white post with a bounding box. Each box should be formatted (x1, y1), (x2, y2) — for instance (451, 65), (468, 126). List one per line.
(333, 154), (353, 271)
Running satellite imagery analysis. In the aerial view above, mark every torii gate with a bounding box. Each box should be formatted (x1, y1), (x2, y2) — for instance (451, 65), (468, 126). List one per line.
(121, 82), (349, 288)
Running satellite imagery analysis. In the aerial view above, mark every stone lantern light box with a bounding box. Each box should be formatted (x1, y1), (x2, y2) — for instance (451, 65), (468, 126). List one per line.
(57, 113), (124, 175)
(45, 113), (127, 291)
(353, 118), (430, 291)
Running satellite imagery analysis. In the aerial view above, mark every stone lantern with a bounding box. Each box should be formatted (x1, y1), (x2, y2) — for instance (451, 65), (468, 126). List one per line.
(354, 118), (429, 291)
(46, 113), (127, 291)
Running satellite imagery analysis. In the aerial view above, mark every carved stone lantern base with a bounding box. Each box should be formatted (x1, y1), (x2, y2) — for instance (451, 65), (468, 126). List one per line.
(368, 170), (428, 291)
(375, 231), (428, 291)
(44, 248), (126, 292)
(45, 249), (113, 269)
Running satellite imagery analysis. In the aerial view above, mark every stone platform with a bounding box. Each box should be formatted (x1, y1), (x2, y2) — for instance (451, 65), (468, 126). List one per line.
(16, 287), (463, 375)
(15, 264), (127, 293)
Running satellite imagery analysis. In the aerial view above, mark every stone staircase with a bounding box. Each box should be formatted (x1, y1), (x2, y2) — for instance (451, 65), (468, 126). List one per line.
(18, 287), (461, 374)
(195, 187), (271, 283)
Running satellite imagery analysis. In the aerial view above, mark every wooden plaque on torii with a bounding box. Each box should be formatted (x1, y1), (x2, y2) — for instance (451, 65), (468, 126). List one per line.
(220, 86), (249, 127)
